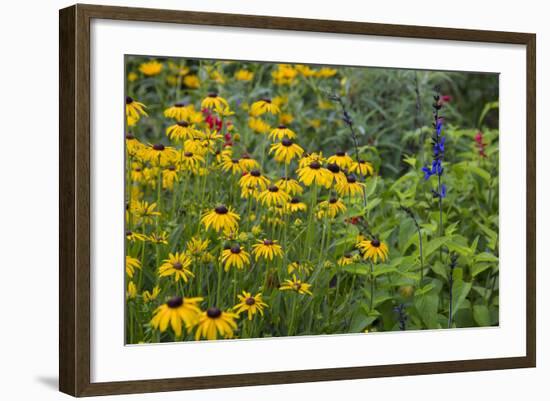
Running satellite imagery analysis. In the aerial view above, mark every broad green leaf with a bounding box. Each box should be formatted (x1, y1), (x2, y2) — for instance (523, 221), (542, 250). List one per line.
(473, 304), (491, 326)
(424, 236), (451, 258)
(452, 280), (472, 316)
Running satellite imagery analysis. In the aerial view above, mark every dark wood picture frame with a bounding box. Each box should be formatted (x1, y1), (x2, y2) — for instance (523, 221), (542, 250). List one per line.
(59, 3), (536, 397)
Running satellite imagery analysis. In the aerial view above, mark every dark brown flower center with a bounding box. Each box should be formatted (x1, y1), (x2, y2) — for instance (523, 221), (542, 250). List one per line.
(268, 185), (279, 192)
(250, 170), (261, 177)
(344, 253), (352, 258)
(168, 165), (176, 171)
(230, 245), (241, 254)
(231, 158), (240, 164)
(177, 121), (189, 127)
(278, 125), (287, 129)
(207, 307), (222, 318)
(245, 297), (256, 306)
(125, 96), (133, 104)
(309, 161), (321, 170)
(153, 143), (165, 151)
(293, 283), (302, 291)
(215, 205), (228, 214)
(371, 239), (381, 247)
(329, 197), (338, 204)
(172, 262), (183, 270)
(184, 151), (193, 157)
(167, 296), (184, 308)
(263, 239), (274, 246)
(174, 102), (186, 107)
(290, 197), (300, 204)
(126, 231), (133, 236)
(208, 93), (218, 98)
(261, 98), (271, 103)
(336, 151), (346, 156)
(347, 174), (357, 183)
(327, 163), (340, 173)
(134, 167), (142, 172)
(125, 133), (135, 140)
(281, 138), (293, 147)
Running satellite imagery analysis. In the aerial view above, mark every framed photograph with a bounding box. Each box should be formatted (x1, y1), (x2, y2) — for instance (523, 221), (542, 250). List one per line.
(59, 4), (536, 397)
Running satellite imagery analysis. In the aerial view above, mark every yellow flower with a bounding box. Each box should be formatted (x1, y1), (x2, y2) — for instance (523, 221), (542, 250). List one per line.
(234, 69), (254, 81)
(201, 205), (240, 234)
(272, 64), (298, 85)
(127, 72), (138, 82)
(194, 307), (238, 340)
(287, 261), (314, 275)
(221, 244), (251, 271)
(125, 256), (141, 278)
(315, 67), (338, 78)
(210, 70), (226, 84)
(125, 96), (147, 127)
(166, 121), (201, 142)
(297, 160), (331, 187)
(127, 281), (137, 299)
(350, 159), (374, 177)
(144, 143), (179, 166)
(327, 151), (354, 169)
(250, 98), (280, 116)
(238, 154), (260, 172)
(316, 197), (347, 219)
(279, 113), (294, 125)
(131, 200), (160, 225)
(162, 165), (179, 190)
(275, 177), (303, 195)
(257, 185), (291, 207)
(251, 239), (283, 261)
(295, 64), (316, 77)
(159, 252), (194, 282)
(357, 238), (389, 263)
(151, 296), (203, 337)
(318, 99), (333, 110)
(201, 92), (229, 111)
(287, 197), (307, 213)
(337, 253), (358, 267)
(126, 230), (147, 242)
(239, 170), (270, 191)
(248, 117), (271, 134)
(233, 291), (268, 320)
(270, 139), (304, 164)
(125, 134), (146, 158)
(180, 150), (205, 172)
(325, 163), (348, 187)
(335, 174), (365, 198)
(143, 286), (161, 303)
(164, 103), (193, 121)
(148, 231), (169, 245)
(186, 236), (210, 261)
(139, 60), (163, 76)
(184, 74), (200, 88)
(220, 156), (243, 175)
(279, 275), (313, 295)
(269, 125), (296, 141)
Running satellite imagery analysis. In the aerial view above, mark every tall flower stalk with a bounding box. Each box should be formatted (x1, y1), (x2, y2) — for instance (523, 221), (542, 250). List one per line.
(448, 253), (458, 328)
(400, 206), (424, 286)
(422, 88), (447, 261)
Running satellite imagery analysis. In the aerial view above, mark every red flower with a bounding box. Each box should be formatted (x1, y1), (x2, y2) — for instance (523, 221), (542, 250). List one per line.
(474, 131), (487, 157)
(441, 95), (452, 103)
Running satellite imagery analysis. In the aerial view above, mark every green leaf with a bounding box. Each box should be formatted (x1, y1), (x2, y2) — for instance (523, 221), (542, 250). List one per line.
(474, 252), (499, 263)
(471, 262), (493, 278)
(478, 100), (499, 127)
(424, 236), (451, 258)
(473, 304), (491, 326)
(343, 263), (370, 275)
(414, 293), (440, 329)
(452, 280), (472, 316)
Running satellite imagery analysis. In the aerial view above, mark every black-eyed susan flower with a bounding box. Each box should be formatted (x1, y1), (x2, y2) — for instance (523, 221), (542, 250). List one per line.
(279, 113), (294, 125)
(132, 200), (160, 225)
(350, 159), (374, 177)
(269, 125), (296, 141)
(126, 96), (147, 126)
(151, 296), (203, 336)
(148, 231), (169, 245)
(270, 139), (304, 164)
(315, 67), (338, 78)
(251, 239), (283, 261)
(325, 163), (348, 187)
(125, 134), (146, 158)
(337, 253), (358, 267)
(144, 143), (179, 166)
(287, 261), (314, 275)
(233, 291), (268, 320)
(162, 165), (179, 190)
(166, 121), (200, 142)
(194, 307), (238, 340)
(335, 174), (365, 198)
(159, 252), (194, 282)
(327, 151), (354, 169)
(238, 154), (260, 172)
(287, 197), (307, 213)
(250, 98), (280, 116)
(139, 59), (163, 76)
(201, 92), (229, 111)
(221, 244), (251, 271)
(186, 236), (210, 261)
(201, 205), (240, 234)
(180, 150), (205, 172)
(295, 64), (316, 77)
(275, 177), (303, 195)
(272, 64), (298, 85)
(127, 281), (137, 299)
(357, 238), (389, 263)
(126, 230), (147, 242)
(248, 117), (271, 134)
(234, 69), (254, 81)
(142, 286), (161, 303)
(126, 255), (141, 277)
(239, 170), (270, 191)
(130, 161), (146, 182)
(220, 156), (243, 175)
(316, 197), (347, 219)
(296, 160), (331, 187)
(257, 185), (291, 207)
(279, 275), (313, 295)
(164, 103), (192, 121)
(184, 74), (200, 88)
